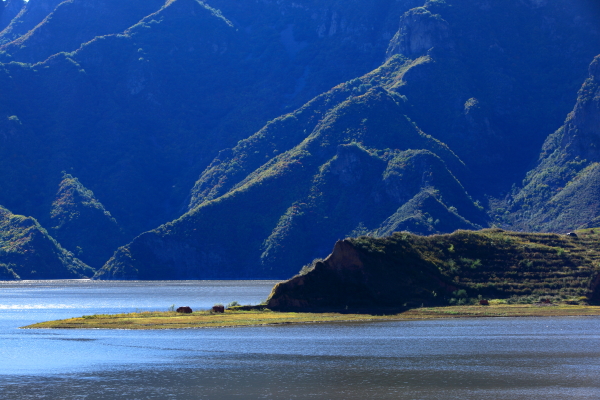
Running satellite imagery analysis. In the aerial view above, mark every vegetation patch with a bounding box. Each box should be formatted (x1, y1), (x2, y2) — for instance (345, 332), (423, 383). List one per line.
(22, 304), (600, 330)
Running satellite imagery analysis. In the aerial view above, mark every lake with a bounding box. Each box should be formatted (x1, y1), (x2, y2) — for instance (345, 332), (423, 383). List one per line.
(1, 280), (599, 399)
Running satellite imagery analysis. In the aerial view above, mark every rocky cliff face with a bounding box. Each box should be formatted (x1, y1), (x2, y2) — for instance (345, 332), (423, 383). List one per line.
(386, 7), (453, 59)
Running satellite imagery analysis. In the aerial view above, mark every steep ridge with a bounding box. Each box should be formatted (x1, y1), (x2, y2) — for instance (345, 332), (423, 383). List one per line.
(0, 0), (423, 254)
(0, 0), (25, 33)
(505, 55), (600, 232)
(266, 229), (600, 310)
(0, 0), (166, 63)
(0, 205), (92, 280)
(0, 0), (63, 45)
(95, 61), (484, 280)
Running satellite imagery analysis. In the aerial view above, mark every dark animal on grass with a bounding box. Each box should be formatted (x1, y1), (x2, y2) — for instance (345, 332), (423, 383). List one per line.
(176, 306), (193, 313)
(212, 305), (225, 313)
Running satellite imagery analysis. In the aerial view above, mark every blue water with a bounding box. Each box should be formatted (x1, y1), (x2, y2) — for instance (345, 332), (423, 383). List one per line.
(1, 280), (600, 399)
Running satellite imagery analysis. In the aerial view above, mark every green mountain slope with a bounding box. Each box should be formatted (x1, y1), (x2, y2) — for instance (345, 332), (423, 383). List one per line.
(95, 58), (484, 280)
(0, 0), (422, 257)
(0, 205), (92, 280)
(267, 229), (600, 310)
(96, 0), (600, 280)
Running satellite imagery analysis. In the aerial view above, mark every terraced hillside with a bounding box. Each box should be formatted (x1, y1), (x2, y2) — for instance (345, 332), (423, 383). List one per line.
(267, 229), (600, 310)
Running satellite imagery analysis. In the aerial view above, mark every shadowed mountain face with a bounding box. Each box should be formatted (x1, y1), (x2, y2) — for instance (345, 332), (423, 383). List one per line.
(502, 55), (600, 232)
(0, 0), (600, 279)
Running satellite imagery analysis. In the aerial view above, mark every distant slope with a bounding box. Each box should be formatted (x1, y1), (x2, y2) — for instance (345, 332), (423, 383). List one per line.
(266, 229), (600, 310)
(0, 206), (92, 280)
(49, 173), (125, 269)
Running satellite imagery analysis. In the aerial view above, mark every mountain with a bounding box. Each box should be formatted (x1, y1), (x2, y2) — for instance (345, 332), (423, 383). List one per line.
(0, 0), (421, 250)
(96, 0), (600, 279)
(95, 76), (484, 279)
(0, 0), (600, 279)
(0, 205), (92, 280)
(266, 229), (600, 310)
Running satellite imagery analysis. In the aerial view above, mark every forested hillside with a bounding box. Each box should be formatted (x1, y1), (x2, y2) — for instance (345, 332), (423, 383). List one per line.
(0, 0), (599, 279)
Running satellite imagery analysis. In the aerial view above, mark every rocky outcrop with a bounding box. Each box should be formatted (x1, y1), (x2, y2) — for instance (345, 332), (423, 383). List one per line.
(386, 7), (453, 59)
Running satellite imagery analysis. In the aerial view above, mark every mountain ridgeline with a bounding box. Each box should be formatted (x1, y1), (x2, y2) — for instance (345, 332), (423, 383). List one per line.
(0, 0), (600, 280)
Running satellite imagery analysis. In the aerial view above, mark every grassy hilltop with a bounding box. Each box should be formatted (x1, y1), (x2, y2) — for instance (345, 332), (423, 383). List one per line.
(267, 228), (600, 310)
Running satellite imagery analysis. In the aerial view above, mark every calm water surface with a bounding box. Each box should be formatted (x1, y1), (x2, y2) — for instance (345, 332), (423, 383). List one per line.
(1, 280), (599, 399)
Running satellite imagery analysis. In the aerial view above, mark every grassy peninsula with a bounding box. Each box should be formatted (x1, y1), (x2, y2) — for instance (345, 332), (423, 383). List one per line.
(22, 304), (600, 330)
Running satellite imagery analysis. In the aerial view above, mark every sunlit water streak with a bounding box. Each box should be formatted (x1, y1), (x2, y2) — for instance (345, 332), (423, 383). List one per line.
(1, 280), (600, 399)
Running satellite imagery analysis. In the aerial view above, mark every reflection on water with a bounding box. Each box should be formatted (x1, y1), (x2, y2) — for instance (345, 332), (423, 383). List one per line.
(1, 280), (600, 399)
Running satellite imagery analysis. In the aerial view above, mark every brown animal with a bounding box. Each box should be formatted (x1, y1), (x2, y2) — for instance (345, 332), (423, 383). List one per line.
(212, 305), (225, 313)
(176, 306), (193, 313)
(479, 299), (489, 306)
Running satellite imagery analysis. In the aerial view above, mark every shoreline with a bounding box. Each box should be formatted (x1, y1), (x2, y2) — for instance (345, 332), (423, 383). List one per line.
(21, 304), (600, 330)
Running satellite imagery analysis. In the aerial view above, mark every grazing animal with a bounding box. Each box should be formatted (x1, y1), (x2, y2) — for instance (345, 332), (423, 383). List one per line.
(212, 305), (225, 313)
(479, 299), (489, 306)
(176, 306), (193, 313)
(566, 232), (578, 238)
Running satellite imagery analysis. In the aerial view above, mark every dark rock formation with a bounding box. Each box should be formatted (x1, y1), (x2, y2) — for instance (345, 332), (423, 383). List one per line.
(267, 238), (454, 310)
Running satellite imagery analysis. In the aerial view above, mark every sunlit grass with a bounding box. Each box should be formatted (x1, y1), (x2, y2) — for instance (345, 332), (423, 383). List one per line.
(22, 304), (600, 330)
